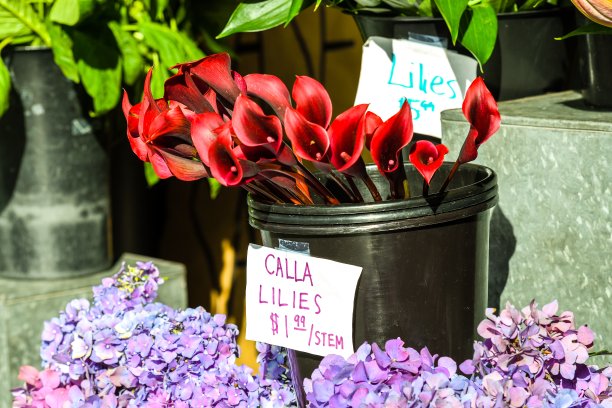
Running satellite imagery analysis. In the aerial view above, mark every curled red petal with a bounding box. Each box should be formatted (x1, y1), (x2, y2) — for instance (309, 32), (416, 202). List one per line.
(329, 104), (369, 173)
(208, 127), (243, 186)
(364, 111), (382, 151)
(408, 140), (449, 185)
(178, 53), (241, 104)
(370, 101), (414, 173)
(232, 95), (283, 153)
(232, 71), (248, 94)
(458, 77), (500, 164)
(148, 148), (173, 179)
(190, 112), (226, 166)
(244, 73), (291, 119)
(155, 147), (209, 181)
(164, 72), (215, 113)
(292, 75), (332, 128)
(122, 92), (148, 162)
(147, 106), (191, 144)
(284, 108), (330, 163)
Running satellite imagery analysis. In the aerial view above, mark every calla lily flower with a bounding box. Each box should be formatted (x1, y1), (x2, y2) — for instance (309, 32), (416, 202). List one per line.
(207, 122), (258, 186)
(189, 112), (225, 166)
(457, 77), (501, 165)
(409, 140), (449, 185)
(571, 0), (612, 27)
(173, 53), (241, 104)
(244, 74), (292, 119)
(122, 70), (208, 181)
(164, 71), (215, 114)
(232, 95), (283, 155)
(370, 101), (413, 174)
(364, 111), (383, 151)
(284, 108), (330, 163)
(292, 75), (332, 128)
(329, 104), (368, 174)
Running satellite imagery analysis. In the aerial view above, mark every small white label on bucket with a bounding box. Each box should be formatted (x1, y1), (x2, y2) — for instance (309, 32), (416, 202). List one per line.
(245, 244), (362, 358)
(354, 36), (477, 138)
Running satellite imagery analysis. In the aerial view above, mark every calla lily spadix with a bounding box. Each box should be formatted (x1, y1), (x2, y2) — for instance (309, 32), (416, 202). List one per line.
(123, 53), (500, 205)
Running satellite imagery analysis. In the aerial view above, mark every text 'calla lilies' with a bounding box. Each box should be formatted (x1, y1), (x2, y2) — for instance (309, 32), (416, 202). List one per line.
(123, 53), (500, 205)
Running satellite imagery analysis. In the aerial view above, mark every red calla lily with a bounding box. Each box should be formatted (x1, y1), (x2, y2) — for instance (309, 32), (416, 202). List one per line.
(457, 77), (500, 164)
(292, 76), (332, 128)
(364, 111), (382, 151)
(164, 71), (215, 113)
(370, 101), (414, 174)
(284, 108), (330, 163)
(409, 141), (449, 185)
(244, 74), (291, 119)
(189, 112), (225, 166)
(329, 104), (369, 174)
(122, 70), (208, 181)
(173, 53), (241, 104)
(232, 95), (283, 155)
(207, 123), (258, 186)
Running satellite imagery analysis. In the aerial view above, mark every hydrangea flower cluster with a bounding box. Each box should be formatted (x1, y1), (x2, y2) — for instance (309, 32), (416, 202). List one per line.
(12, 261), (296, 407)
(305, 301), (611, 407)
(462, 300), (611, 407)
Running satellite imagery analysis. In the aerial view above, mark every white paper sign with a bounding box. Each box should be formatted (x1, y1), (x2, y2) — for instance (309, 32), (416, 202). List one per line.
(245, 244), (362, 358)
(354, 36), (477, 138)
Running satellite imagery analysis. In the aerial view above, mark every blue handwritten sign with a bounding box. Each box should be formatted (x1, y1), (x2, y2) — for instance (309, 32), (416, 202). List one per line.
(245, 244), (362, 358)
(354, 37), (477, 137)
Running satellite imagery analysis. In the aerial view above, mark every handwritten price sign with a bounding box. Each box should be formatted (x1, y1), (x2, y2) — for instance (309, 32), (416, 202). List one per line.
(245, 244), (362, 358)
(354, 36), (477, 138)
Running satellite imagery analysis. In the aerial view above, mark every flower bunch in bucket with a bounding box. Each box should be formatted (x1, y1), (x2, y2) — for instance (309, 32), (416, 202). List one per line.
(123, 53), (500, 205)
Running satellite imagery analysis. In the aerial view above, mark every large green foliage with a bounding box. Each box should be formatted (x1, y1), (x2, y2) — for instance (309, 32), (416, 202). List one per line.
(0, 0), (205, 118)
(219, 0), (557, 70)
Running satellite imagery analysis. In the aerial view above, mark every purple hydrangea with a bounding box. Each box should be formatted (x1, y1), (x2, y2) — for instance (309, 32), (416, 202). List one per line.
(304, 300), (611, 407)
(12, 261), (296, 407)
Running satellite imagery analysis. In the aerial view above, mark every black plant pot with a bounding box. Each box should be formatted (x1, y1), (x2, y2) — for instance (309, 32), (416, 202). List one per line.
(0, 47), (111, 278)
(352, 8), (574, 101)
(579, 33), (612, 108)
(248, 162), (497, 404)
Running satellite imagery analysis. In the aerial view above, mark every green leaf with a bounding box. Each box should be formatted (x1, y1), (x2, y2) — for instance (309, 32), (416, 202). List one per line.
(0, 38), (11, 117)
(435, 0), (469, 43)
(0, 8), (31, 39)
(0, 0), (50, 45)
(483, 0), (515, 13)
(47, 22), (80, 83)
(517, 0), (546, 11)
(154, 0), (169, 20)
(460, 3), (497, 69)
(217, 0), (293, 38)
(144, 162), (160, 187)
(208, 178), (222, 199)
(139, 22), (204, 70)
(72, 29), (122, 115)
(49, 0), (95, 26)
(556, 22), (612, 39)
(108, 21), (144, 86)
(149, 63), (169, 99)
(286, 0), (316, 26)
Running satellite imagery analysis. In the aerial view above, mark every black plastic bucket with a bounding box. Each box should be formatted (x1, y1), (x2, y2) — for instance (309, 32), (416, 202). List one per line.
(351, 8), (573, 101)
(248, 163), (497, 398)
